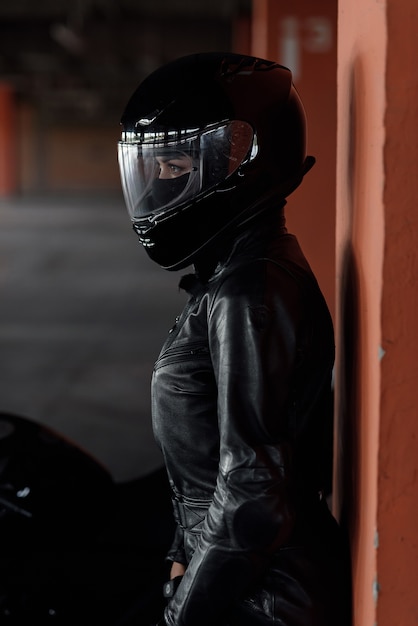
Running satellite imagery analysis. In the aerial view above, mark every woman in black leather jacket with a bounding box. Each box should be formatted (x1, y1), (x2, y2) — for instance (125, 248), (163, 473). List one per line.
(118, 52), (351, 626)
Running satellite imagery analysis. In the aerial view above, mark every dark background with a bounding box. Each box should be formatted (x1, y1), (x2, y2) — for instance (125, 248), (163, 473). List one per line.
(0, 3), (251, 623)
(0, 0), (251, 125)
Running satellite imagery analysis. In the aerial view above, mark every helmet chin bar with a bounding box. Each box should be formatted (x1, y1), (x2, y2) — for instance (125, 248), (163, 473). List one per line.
(131, 159), (313, 272)
(132, 224), (155, 249)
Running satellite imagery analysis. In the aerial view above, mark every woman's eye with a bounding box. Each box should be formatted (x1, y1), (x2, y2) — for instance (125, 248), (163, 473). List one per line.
(169, 164), (182, 174)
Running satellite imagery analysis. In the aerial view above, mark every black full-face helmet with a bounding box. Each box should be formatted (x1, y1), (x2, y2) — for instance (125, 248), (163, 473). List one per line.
(118, 52), (314, 270)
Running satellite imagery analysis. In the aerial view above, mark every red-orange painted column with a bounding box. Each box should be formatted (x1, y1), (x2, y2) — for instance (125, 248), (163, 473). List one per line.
(379, 0), (418, 623)
(336, 0), (418, 625)
(251, 0), (337, 322)
(335, 0), (384, 615)
(0, 84), (17, 196)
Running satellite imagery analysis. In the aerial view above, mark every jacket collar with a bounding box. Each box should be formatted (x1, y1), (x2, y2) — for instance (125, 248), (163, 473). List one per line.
(179, 204), (287, 291)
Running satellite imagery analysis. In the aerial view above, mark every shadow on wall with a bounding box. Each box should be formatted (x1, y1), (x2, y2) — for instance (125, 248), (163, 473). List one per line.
(336, 241), (360, 543)
(333, 56), (368, 625)
(336, 55), (365, 542)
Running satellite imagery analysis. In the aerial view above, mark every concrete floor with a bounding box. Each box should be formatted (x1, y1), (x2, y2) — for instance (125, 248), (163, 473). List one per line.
(0, 192), (188, 483)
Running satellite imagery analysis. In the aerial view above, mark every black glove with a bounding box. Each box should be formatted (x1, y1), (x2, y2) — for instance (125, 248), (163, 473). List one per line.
(162, 575), (183, 599)
(153, 575), (183, 625)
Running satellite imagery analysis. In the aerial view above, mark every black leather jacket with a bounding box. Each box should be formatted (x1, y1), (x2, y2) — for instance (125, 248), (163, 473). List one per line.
(152, 212), (351, 626)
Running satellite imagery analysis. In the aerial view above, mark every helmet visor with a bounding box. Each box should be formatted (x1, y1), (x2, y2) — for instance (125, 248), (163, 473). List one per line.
(118, 121), (255, 221)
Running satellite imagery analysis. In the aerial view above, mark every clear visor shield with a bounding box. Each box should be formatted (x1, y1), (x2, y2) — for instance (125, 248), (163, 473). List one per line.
(118, 121), (256, 221)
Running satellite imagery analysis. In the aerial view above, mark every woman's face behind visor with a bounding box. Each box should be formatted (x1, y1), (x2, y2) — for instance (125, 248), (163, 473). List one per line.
(155, 153), (195, 179)
(152, 150), (196, 209)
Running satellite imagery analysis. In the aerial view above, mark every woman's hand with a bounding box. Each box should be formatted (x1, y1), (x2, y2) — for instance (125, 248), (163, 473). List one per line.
(163, 562), (186, 599)
(170, 561), (186, 579)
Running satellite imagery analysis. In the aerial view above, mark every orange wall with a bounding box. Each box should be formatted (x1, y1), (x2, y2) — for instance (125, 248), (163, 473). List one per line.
(251, 0), (337, 321)
(254, 1), (418, 625)
(17, 101), (122, 194)
(335, 0), (385, 623)
(379, 0), (418, 623)
(336, 0), (418, 625)
(0, 84), (17, 195)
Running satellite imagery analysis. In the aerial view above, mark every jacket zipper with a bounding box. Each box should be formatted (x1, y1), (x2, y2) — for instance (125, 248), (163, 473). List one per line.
(154, 342), (210, 370)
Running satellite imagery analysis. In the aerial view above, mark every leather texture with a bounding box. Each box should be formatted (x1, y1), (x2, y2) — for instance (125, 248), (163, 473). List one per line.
(151, 211), (351, 625)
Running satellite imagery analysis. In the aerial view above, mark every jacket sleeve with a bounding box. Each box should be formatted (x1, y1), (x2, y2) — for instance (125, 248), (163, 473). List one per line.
(163, 261), (305, 626)
(166, 523), (187, 566)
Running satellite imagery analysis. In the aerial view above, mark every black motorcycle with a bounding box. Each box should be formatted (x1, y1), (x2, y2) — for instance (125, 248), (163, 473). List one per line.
(0, 412), (174, 625)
